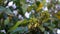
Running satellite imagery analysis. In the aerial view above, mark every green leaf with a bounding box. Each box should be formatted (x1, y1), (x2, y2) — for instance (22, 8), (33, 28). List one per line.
(5, 8), (14, 16)
(8, 19), (28, 32)
(10, 26), (28, 34)
(8, 20), (23, 32)
(39, 26), (45, 32)
(43, 23), (49, 26)
(48, 26), (54, 30)
(0, 6), (13, 16)
(22, 4), (28, 13)
(4, 17), (10, 25)
(0, 6), (5, 12)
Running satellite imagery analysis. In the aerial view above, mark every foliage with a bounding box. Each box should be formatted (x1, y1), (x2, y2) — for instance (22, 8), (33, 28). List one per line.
(0, 0), (59, 34)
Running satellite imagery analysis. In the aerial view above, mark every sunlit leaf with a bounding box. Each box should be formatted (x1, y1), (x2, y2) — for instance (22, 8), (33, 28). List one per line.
(36, 3), (43, 11)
